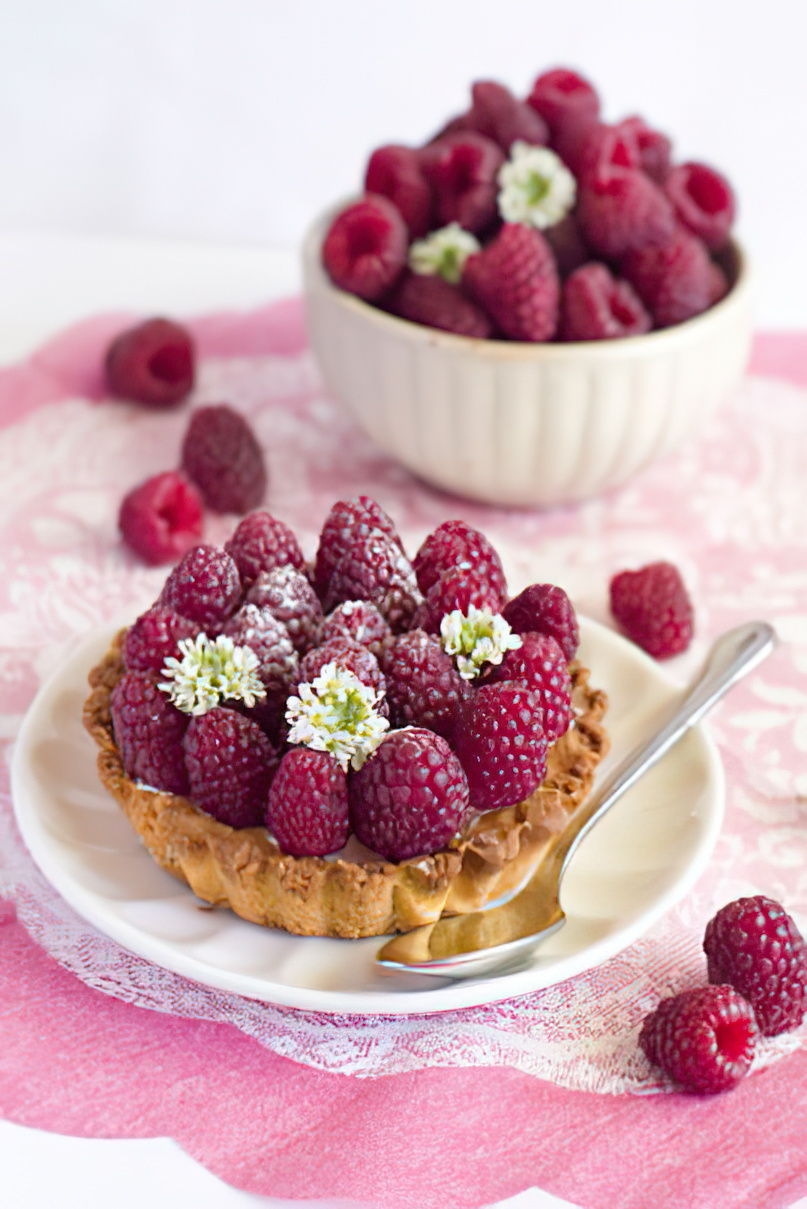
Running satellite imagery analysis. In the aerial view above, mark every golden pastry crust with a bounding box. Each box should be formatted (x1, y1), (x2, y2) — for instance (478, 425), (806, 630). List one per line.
(84, 631), (609, 938)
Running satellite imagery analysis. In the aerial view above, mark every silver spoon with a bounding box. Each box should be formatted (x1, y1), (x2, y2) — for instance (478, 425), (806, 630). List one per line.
(376, 620), (776, 979)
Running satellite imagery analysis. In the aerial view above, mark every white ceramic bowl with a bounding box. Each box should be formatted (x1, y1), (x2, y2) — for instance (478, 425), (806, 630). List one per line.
(302, 211), (752, 508)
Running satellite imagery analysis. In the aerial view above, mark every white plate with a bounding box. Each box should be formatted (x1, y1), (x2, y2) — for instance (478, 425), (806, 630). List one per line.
(11, 618), (724, 1016)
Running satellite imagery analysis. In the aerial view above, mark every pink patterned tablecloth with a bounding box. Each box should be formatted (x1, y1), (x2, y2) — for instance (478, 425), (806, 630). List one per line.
(0, 300), (805, 1209)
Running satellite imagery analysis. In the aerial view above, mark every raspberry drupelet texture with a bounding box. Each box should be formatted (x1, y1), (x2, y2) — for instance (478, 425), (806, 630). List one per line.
(224, 511), (306, 587)
(454, 681), (548, 812)
(160, 545), (242, 630)
(314, 496), (403, 599)
(621, 229), (716, 328)
(322, 194), (408, 300)
(703, 896), (807, 1036)
(576, 169), (675, 260)
(320, 600), (392, 657)
(223, 603), (299, 726)
(381, 629), (469, 740)
(414, 519), (507, 599)
(639, 985), (758, 1094)
(105, 317), (195, 407)
(181, 404), (267, 515)
(183, 706), (278, 828)
(325, 528), (421, 632)
(421, 131), (505, 234)
(388, 272), (492, 339)
(246, 567), (323, 655)
(349, 727), (471, 862)
(118, 471), (204, 566)
(266, 748), (349, 857)
(560, 263), (651, 341)
(609, 561), (694, 659)
(364, 144), (434, 238)
(487, 632), (572, 740)
(298, 636), (386, 700)
(469, 80), (550, 151)
(123, 606), (198, 672)
(664, 161), (735, 250)
(502, 583), (580, 662)
(464, 223), (560, 341)
(110, 670), (189, 795)
(413, 566), (505, 634)
(527, 68), (600, 134)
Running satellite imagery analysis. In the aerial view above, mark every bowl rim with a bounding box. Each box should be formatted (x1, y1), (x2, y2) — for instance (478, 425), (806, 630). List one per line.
(303, 203), (751, 360)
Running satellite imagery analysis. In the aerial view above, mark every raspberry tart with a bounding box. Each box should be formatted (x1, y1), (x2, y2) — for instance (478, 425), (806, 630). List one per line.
(85, 500), (608, 938)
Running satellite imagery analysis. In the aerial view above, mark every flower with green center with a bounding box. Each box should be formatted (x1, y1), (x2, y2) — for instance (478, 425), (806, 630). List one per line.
(408, 223), (481, 284)
(497, 142), (576, 229)
(159, 633), (265, 716)
(285, 661), (389, 772)
(440, 604), (522, 680)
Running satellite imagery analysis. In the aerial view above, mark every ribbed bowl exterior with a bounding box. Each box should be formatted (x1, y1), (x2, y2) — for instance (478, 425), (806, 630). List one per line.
(303, 216), (752, 507)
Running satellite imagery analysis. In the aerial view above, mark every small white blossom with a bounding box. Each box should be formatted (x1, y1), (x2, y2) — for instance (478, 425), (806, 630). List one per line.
(408, 223), (481, 284)
(440, 604), (522, 680)
(497, 142), (576, 229)
(159, 633), (265, 716)
(285, 661), (389, 772)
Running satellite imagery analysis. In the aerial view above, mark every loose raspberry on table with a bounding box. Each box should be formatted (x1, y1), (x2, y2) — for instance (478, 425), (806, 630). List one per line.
(381, 629), (469, 740)
(245, 566), (323, 655)
(560, 263), (651, 341)
(527, 68), (600, 134)
(486, 632), (572, 740)
(105, 317), (195, 407)
(454, 681), (548, 812)
(364, 144), (434, 238)
(703, 896), (807, 1036)
(502, 583), (580, 662)
(181, 404), (267, 515)
(325, 528), (421, 632)
(609, 561), (694, 659)
(414, 519), (507, 600)
(617, 115), (672, 184)
(469, 80), (549, 151)
(110, 670), (189, 795)
(413, 566), (505, 634)
(639, 985), (757, 1094)
(664, 161), (736, 251)
(421, 131), (505, 234)
(159, 544), (242, 630)
(298, 636), (386, 701)
(118, 471), (204, 566)
(320, 600), (392, 657)
(577, 168), (675, 260)
(123, 606), (198, 672)
(463, 223), (560, 342)
(224, 510), (306, 587)
(183, 706), (278, 828)
(266, 747), (349, 857)
(322, 194), (408, 300)
(314, 496), (403, 600)
(621, 230), (716, 328)
(349, 727), (471, 861)
(388, 272), (492, 339)
(223, 603), (299, 723)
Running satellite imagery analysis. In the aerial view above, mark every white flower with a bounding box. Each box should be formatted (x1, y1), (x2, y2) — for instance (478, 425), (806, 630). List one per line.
(440, 604), (522, 680)
(159, 633), (265, 716)
(408, 223), (481, 284)
(497, 142), (576, 229)
(285, 661), (389, 772)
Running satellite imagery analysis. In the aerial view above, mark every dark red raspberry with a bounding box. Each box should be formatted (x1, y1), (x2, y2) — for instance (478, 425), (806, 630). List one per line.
(527, 68), (600, 134)
(110, 670), (189, 795)
(224, 511), (306, 587)
(364, 144), (433, 237)
(349, 728), (470, 861)
(388, 272), (492, 339)
(560, 263), (651, 341)
(297, 637), (385, 699)
(425, 112), (477, 144)
(664, 162), (736, 251)
(502, 583), (579, 662)
(621, 230), (716, 328)
(223, 603), (298, 721)
(314, 496), (403, 600)
(105, 317), (195, 407)
(321, 195), (407, 301)
(421, 132), (505, 235)
(245, 567), (322, 655)
(544, 214), (589, 278)
(414, 566), (505, 634)
(159, 545), (242, 630)
(708, 262), (729, 306)
(266, 748), (349, 857)
(550, 114), (600, 176)
(575, 122), (640, 182)
(181, 404), (267, 515)
(464, 223), (560, 342)
(486, 632), (572, 740)
(320, 600), (392, 657)
(454, 682), (548, 813)
(184, 706), (278, 828)
(703, 896), (807, 1037)
(118, 471), (204, 566)
(617, 116), (672, 184)
(325, 528), (421, 632)
(639, 985), (757, 1094)
(609, 561), (694, 659)
(381, 630), (469, 740)
(577, 169), (676, 260)
(123, 606), (198, 672)
(414, 519), (507, 599)
(469, 80), (549, 151)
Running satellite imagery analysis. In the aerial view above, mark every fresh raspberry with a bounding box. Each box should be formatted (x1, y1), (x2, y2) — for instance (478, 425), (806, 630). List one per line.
(297, 637), (386, 700)
(486, 633), (572, 740)
(245, 567), (323, 655)
(105, 317), (195, 407)
(325, 528), (421, 632)
(388, 272), (492, 339)
(421, 132), (505, 235)
(544, 214), (589, 278)
(321, 195), (408, 301)
(577, 169), (675, 260)
(181, 404), (267, 515)
(223, 603), (299, 722)
(314, 496), (403, 599)
(349, 728), (470, 861)
(123, 606), (198, 672)
(425, 112), (476, 144)
(560, 263), (651, 341)
(639, 985), (757, 1094)
(110, 670), (189, 795)
(463, 223), (560, 342)
(320, 600), (392, 657)
(708, 262), (729, 306)
(550, 114), (600, 176)
(381, 630), (469, 740)
(575, 122), (640, 182)
(469, 80), (549, 151)
(609, 561), (694, 658)
(621, 230), (716, 328)
(703, 896), (807, 1036)
(266, 748), (349, 857)
(364, 145), (433, 238)
(159, 545), (242, 630)
(502, 583), (580, 662)
(617, 116), (672, 184)
(454, 682), (548, 813)
(413, 566), (505, 634)
(664, 162), (736, 251)
(224, 511), (306, 587)
(414, 519), (507, 599)
(183, 706), (277, 828)
(527, 68), (600, 134)
(118, 471), (204, 566)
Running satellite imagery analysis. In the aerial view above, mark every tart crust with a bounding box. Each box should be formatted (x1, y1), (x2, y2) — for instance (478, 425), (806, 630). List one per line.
(84, 632), (609, 938)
